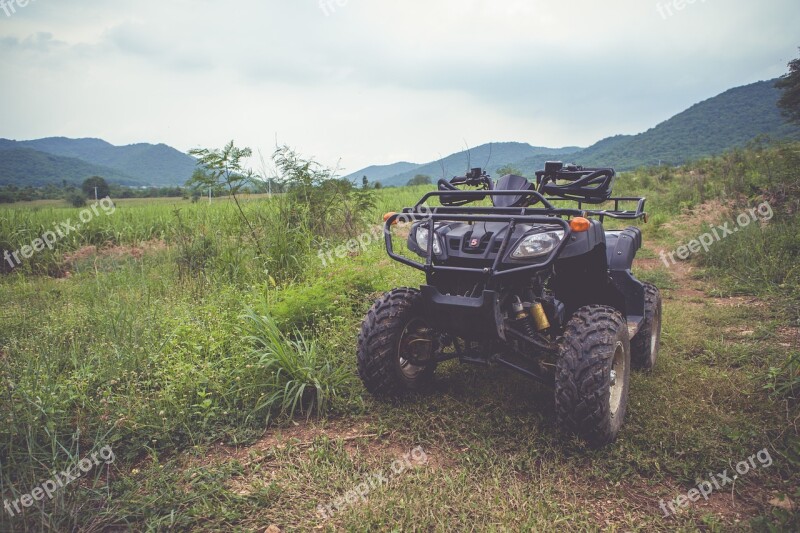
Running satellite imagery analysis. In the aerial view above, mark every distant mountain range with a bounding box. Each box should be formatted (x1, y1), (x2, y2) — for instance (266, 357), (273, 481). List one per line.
(345, 79), (800, 187)
(2, 78), (797, 189)
(353, 143), (582, 189)
(0, 137), (197, 187)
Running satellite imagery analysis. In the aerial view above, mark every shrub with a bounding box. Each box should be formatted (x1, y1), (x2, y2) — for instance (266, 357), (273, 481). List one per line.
(272, 145), (375, 239)
(172, 209), (218, 278)
(266, 268), (380, 332)
(67, 191), (87, 207)
(243, 311), (351, 420)
(82, 176), (110, 199)
(260, 198), (313, 283)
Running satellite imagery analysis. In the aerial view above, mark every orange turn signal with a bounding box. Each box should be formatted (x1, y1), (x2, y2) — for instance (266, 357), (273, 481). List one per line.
(569, 217), (591, 232)
(383, 212), (399, 225)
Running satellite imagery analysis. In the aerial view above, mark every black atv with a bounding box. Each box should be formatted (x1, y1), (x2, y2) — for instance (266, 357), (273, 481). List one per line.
(357, 162), (661, 447)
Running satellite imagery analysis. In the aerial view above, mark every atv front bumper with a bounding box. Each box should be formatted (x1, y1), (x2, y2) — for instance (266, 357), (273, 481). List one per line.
(419, 285), (505, 341)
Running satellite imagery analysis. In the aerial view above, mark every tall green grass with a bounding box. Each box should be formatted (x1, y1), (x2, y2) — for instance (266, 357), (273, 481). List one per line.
(244, 311), (351, 421)
(625, 141), (800, 401)
(2, 144), (798, 530)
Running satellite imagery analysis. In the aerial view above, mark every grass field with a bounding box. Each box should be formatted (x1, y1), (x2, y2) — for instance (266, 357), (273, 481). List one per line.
(0, 145), (798, 531)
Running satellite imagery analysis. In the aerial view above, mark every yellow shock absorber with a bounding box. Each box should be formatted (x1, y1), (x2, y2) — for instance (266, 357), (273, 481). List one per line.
(531, 302), (551, 331)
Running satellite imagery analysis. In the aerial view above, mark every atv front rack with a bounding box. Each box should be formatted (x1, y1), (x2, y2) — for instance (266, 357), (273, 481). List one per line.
(412, 189), (647, 222)
(384, 189), (647, 280)
(385, 210), (570, 279)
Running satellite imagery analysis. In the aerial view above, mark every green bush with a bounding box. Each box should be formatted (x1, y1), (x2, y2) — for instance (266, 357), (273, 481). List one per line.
(244, 311), (351, 420)
(67, 191), (87, 207)
(265, 267), (380, 332)
(273, 145), (376, 239)
(259, 197), (314, 284)
(172, 209), (218, 278)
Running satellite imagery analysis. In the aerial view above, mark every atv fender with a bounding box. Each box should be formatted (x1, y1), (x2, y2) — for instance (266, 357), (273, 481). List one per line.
(605, 228), (645, 333)
(605, 228), (642, 270)
(558, 219), (605, 259)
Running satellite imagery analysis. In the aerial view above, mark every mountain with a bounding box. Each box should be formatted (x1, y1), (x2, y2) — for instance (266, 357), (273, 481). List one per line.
(0, 137), (197, 187)
(0, 148), (144, 187)
(346, 142), (581, 187)
(568, 135), (633, 164)
(574, 79), (800, 169)
(5, 79), (797, 189)
(347, 78), (800, 184)
(348, 162), (421, 184)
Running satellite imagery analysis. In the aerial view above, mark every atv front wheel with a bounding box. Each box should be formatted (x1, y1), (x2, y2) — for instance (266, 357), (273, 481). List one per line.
(631, 282), (662, 370)
(357, 288), (437, 397)
(555, 305), (631, 447)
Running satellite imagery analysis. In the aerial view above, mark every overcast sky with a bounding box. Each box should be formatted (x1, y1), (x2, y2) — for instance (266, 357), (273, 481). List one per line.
(0, 0), (798, 173)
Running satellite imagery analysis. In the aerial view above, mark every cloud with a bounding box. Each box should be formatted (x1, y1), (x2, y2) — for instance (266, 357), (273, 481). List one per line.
(0, 0), (797, 170)
(0, 31), (65, 51)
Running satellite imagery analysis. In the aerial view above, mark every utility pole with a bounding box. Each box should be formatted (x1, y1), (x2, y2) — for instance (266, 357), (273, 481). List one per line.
(208, 188), (212, 204)
(94, 186), (98, 201)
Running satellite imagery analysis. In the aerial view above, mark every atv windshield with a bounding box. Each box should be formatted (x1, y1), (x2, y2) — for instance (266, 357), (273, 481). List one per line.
(492, 174), (535, 208)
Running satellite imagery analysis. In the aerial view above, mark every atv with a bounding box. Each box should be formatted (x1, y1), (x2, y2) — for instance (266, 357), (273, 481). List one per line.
(357, 162), (661, 447)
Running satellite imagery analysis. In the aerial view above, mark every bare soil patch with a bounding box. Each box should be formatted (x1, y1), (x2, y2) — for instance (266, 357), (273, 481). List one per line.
(64, 240), (168, 264)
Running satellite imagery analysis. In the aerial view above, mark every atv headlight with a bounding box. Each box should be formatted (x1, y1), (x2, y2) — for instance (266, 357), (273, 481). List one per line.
(415, 226), (442, 256)
(511, 230), (565, 259)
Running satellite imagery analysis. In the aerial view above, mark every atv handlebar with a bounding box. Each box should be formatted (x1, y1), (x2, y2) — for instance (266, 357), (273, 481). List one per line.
(535, 163), (616, 204)
(423, 189), (557, 210)
(441, 168), (494, 189)
(436, 169), (495, 207)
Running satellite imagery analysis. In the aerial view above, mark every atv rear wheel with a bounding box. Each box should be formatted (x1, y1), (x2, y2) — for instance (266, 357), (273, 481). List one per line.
(357, 288), (437, 397)
(631, 282), (662, 370)
(555, 305), (631, 448)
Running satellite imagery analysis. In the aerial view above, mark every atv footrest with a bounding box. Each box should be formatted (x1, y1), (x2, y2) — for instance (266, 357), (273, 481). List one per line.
(419, 285), (505, 341)
(626, 317), (643, 339)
